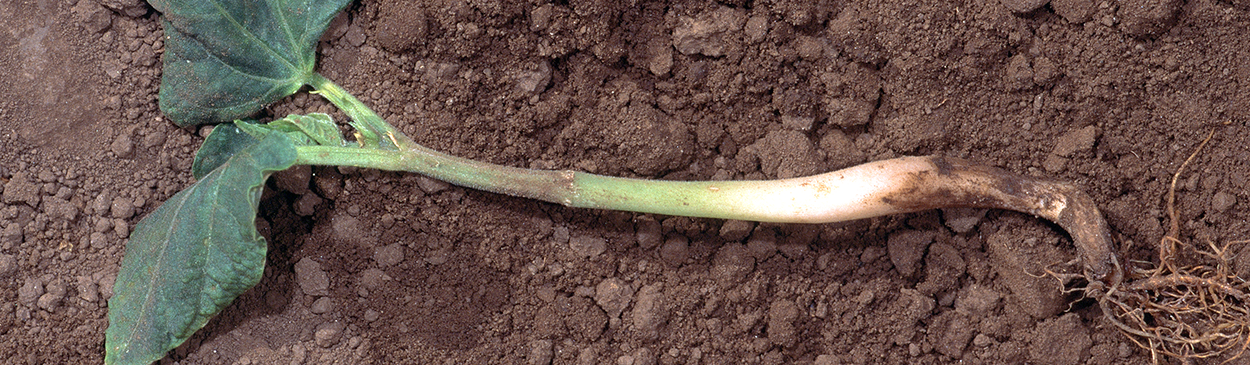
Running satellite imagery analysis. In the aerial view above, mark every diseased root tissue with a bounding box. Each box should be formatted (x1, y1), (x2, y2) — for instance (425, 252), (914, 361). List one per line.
(1099, 131), (1250, 364)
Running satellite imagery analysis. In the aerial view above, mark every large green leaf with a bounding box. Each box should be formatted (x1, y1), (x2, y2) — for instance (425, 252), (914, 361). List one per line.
(152, 0), (352, 126)
(105, 128), (298, 365)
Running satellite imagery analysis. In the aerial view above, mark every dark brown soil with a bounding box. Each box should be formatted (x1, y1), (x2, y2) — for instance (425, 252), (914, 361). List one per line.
(2, 0), (1249, 364)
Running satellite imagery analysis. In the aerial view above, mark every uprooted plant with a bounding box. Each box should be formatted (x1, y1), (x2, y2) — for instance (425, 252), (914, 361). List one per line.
(103, 0), (1243, 364)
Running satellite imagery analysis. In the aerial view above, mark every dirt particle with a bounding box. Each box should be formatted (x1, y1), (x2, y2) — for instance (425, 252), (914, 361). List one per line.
(1210, 191), (1236, 212)
(313, 167), (343, 199)
(1052, 125), (1100, 157)
(767, 299), (799, 348)
(1004, 54), (1034, 91)
(860, 245), (886, 264)
(887, 230), (934, 277)
(631, 284), (666, 340)
(358, 268), (390, 289)
(718, 220), (752, 242)
(18, 278), (42, 307)
(76, 276), (98, 303)
(942, 208), (988, 234)
(743, 15), (768, 44)
(814, 354), (840, 365)
(515, 61), (552, 93)
(896, 288), (937, 323)
(273, 165), (312, 195)
(745, 228), (777, 261)
(373, 243), (404, 267)
(110, 132), (133, 158)
(999, 0), (1048, 13)
(331, 213), (363, 243)
(343, 22), (367, 48)
(917, 243), (966, 295)
(645, 40), (673, 76)
(1, 224), (22, 247)
(987, 230), (1065, 318)
(371, 0), (428, 53)
(711, 244), (754, 284)
(608, 103), (693, 176)
(99, 0), (148, 18)
(416, 175), (450, 194)
(294, 257), (330, 297)
(1029, 313), (1092, 365)
(819, 129), (865, 169)
(568, 235), (607, 259)
(310, 297), (334, 314)
(528, 339), (553, 365)
(37, 280), (66, 312)
(659, 235), (689, 266)
(1052, 0), (1095, 23)
(635, 216), (662, 249)
(2, 172), (41, 208)
(928, 310), (974, 358)
(0, 254), (15, 278)
(109, 196), (133, 219)
(294, 193), (322, 217)
(1117, 0), (1181, 37)
(780, 115), (815, 131)
(314, 321), (346, 348)
(594, 278), (634, 318)
(954, 284), (1002, 314)
(751, 130), (823, 179)
(672, 7), (746, 57)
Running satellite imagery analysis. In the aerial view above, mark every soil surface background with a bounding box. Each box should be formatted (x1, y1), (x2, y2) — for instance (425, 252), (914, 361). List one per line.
(2, 0), (1249, 364)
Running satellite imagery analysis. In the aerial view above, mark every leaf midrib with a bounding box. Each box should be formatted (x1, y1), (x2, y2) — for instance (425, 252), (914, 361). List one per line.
(206, 0), (306, 79)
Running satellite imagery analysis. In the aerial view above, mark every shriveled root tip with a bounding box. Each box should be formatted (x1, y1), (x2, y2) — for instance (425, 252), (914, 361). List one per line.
(1101, 259), (1250, 364)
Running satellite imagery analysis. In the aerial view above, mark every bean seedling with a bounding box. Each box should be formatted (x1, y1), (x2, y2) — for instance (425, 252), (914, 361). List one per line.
(105, 1), (1243, 364)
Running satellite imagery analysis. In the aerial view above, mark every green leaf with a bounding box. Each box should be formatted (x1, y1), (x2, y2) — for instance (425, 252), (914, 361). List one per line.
(105, 130), (298, 365)
(152, 0), (352, 126)
(277, 113), (345, 147)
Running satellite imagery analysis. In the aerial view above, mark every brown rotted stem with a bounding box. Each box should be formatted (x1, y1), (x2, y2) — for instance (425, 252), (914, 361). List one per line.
(879, 156), (1121, 288)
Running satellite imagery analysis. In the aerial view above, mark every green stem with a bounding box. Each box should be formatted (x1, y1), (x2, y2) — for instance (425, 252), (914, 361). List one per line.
(294, 144), (773, 221)
(300, 74), (787, 221)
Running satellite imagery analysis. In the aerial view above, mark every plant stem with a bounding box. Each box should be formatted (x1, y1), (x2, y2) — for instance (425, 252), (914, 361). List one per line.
(300, 74), (1118, 286)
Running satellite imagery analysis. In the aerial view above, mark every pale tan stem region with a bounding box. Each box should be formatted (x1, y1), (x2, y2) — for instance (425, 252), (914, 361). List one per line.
(569, 155), (1117, 286)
